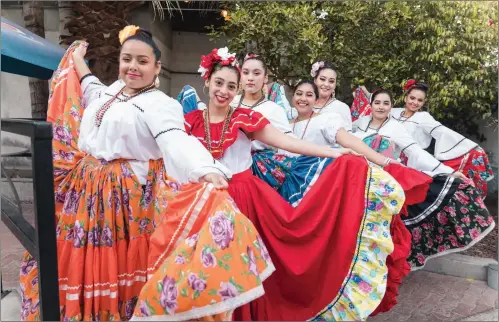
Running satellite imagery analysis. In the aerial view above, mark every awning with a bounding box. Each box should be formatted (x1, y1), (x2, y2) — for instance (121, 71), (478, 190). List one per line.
(1, 17), (65, 79)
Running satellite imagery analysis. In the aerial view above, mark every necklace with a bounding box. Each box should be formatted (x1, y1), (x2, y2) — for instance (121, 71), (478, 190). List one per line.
(238, 91), (266, 109)
(367, 117), (389, 134)
(397, 110), (414, 124)
(292, 111), (315, 139)
(314, 97), (336, 114)
(203, 107), (234, 159)
(95, 84), (156, 127)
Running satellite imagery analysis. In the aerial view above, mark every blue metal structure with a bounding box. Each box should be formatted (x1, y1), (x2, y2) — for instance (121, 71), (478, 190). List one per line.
(1, 16), (65, 79)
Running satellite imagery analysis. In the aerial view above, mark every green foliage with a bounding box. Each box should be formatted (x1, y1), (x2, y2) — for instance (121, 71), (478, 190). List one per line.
(209, 1), (332, 87)
(209, 1), (498, 138)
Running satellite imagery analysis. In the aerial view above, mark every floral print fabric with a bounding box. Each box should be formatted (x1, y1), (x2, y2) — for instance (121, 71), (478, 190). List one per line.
(404, 177), (495, 269)
(311, 167), (405, 321)
(20, 42), (272, 321)
(443, 147), (495, 199)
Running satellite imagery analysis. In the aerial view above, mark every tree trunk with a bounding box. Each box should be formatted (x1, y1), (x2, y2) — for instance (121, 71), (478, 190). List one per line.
(22, 1), (49, 119)
(58, 1), (74, 49)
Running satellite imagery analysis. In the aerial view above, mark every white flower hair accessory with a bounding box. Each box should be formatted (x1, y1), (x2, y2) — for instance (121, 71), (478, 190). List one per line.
(310, 61), (325, 78)
(198, 47), (239, 80)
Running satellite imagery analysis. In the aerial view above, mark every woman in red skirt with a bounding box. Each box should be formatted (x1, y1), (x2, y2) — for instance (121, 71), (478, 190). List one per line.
(148, 47), (410, 321)
(391, 80), (494, 198)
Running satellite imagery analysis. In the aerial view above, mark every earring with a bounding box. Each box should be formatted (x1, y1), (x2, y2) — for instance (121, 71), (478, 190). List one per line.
(203, 86), (208, 96)
(154, 75), (160, 88)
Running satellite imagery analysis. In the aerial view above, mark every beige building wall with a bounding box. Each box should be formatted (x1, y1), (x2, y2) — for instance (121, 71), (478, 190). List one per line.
(169, 31), (227, 100)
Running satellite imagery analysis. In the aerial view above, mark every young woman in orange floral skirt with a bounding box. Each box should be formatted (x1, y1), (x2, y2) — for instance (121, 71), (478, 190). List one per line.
(19, 27), (273, 321)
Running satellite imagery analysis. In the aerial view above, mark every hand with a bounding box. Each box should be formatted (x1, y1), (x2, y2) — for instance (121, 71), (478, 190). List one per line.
(72, 42), (89, 61)
(385, 158), (402, 166)
(200, 173), (229, 189)
(373, 156), (401, 167)
(329, 148), (361, 159)
(452, 171), (467, 180)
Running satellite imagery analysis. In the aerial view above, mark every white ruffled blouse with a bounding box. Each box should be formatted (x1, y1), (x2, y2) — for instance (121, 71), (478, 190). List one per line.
(292, 112), (346, 147)
(78, 76), (232, 184)
(285, 98), (353, 132)
(391, 108), (478, 160)
(231, 95), (297, 157)
(353, 115), (455, 177)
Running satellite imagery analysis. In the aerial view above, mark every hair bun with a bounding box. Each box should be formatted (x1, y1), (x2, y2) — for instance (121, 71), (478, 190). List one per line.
(138, 29), (153, 39)
(118, 25), (140, 45)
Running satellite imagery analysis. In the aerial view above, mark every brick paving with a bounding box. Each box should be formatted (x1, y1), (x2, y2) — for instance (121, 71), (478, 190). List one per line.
(1, 204), (497, 320)
(1, 203), (34, 292)
(370, 271), (498, 321)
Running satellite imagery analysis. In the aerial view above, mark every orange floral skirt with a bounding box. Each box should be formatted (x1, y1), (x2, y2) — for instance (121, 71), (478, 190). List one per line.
(19, 41), (272, 321)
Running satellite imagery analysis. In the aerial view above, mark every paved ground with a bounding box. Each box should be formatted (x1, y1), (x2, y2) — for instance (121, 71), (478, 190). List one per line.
(1, 270), (496, 321)
(370, 271), (498, 321)
(1, 205), (497, 321)
(461, 308), (499, 321)
(1, 203), (34, 293)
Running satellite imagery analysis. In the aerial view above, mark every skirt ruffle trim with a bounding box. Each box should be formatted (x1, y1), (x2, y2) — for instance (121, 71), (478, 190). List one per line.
(310, 167), (405, 321)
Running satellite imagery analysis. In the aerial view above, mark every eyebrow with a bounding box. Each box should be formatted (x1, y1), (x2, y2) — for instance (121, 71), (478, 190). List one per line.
(121, 53), (150, 59)
(215, 77), (237, 85)
(242, 68), (262, 71)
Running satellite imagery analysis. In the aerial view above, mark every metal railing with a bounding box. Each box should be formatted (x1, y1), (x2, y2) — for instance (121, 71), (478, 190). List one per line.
(1, 118), (60, 320)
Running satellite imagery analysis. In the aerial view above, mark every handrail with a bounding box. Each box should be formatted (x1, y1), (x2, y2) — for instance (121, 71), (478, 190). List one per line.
(1, 163), (23, 213)
(0, 118), (60, 320)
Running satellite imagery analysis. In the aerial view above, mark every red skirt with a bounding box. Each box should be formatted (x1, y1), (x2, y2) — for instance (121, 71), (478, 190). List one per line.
(371, 164), (432, 315)
(443, 147), (494, 199)
(228, 155), (408, 320)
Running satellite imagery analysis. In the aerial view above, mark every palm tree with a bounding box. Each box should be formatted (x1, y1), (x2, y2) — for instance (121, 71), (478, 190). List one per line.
(57, 1), (221, 84)
(22, 1), (49, 119)
(58, 1), (147, 85)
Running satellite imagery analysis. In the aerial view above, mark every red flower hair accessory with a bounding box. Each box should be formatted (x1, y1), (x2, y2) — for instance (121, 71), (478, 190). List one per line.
(198, 47), (239, 80)
(244, 53), (259, 62)
(403, 79), (417, 91)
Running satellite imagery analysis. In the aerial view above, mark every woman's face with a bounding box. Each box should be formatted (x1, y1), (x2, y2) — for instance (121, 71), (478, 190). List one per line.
(241, 59), (268, 95)
(371, 93), (392, 121)
(314, 68), (337, 99)
(293, 83), (317, 115)
(404, 89), (426, 112)
(205, 67), (239, 109)
(119, 39), (160, 90)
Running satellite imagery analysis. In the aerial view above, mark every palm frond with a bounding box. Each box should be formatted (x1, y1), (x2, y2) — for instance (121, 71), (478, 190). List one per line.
(151, 0), (182, 20)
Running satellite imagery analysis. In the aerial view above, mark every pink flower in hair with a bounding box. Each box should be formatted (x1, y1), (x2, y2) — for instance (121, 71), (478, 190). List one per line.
(244, 53), (258, 61)
(311, 61), (325, 77)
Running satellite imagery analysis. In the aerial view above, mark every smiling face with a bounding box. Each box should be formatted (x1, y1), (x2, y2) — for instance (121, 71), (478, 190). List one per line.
(119, 39), (160, 91)
(371, 92), (393, 121)
(404, 88), (426, 113)
(292, 83), (317, 116)
(241, 59), (268, 95)
(205, 66), (239, 109)
(314, 68), (337, 99)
